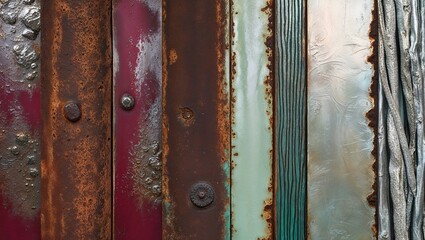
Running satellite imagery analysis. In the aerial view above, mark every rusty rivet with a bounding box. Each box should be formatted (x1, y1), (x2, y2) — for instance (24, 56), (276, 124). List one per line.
(190, 182), (214, 208)
(120, 93), (135, 111)
(180, 107), (194, 120)
(64, 102), (81, 122)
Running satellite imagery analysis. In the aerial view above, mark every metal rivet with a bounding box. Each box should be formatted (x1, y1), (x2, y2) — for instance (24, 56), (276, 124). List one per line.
(190, 182), (214, 208)
(180, 107), (194, 120)
(64, 102), (81, 122)
(120, 93), (135, 111)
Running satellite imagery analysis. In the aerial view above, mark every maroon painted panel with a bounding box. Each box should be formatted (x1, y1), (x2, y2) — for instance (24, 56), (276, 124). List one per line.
(0, 0), (41, 239)
(113, 0), (162, 239)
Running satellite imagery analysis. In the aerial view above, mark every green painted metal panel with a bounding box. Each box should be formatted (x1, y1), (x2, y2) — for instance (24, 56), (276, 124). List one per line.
(230, 0), (274, 239)
(276, 0), (307, 239)
(307, 0), (377, 238)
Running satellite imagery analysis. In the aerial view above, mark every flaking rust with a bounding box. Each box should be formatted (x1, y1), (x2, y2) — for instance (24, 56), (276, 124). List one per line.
(366, 0), (379, 236)
(263, 0), (275, 239)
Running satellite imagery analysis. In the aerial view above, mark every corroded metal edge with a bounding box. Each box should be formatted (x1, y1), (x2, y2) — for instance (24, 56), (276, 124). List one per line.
(41, 1), (112, 239)
(366, 0), (379, 236)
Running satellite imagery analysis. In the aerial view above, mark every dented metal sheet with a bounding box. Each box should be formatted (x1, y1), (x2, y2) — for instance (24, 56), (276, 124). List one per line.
(0, 0), (41, 238)
(40, 0), (112, 239)
(307, 0), (377, 238)
(230, 0), (274, 239)
(113, 0), (162, 239)
(162, 0), (231, 239)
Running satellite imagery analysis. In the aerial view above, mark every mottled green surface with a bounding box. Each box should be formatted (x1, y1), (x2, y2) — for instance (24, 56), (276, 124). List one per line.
(231, 0), (273, 239)
(307, 0), (376, 239)
(276, 0), (307, 239)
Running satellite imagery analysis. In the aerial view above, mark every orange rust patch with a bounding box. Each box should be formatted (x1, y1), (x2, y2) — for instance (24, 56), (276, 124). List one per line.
(169, 48), (178, 65)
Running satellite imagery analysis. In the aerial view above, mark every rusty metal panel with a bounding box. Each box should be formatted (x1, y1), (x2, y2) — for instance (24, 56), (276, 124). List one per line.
(230, 0), (274, 239)
(0, 0), (41, 238)
(40, 0), (112, 239)
(307, 0), (377, 238)
(162, 0), (231, 239)
(113, 0), (162, 239)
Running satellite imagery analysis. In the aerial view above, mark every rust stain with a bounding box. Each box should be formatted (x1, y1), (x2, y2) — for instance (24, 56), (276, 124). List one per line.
(169, 48), (177, 65)
(41, 0), (111, 239)
(365, 0), (379, 236)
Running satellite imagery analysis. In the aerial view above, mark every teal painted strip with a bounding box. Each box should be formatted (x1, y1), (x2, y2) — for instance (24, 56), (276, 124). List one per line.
(230, 0), (274, 239)
(307, 0), (376, 238)
(276, 0), (307, 239)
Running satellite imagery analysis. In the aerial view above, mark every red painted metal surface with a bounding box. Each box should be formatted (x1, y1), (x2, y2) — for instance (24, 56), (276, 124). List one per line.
(0, 0), (41, 238)
(113, 0), (162, 239)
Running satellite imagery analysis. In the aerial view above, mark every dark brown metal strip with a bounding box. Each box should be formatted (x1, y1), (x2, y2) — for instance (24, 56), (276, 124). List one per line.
(40, 1), (112, 239)
(162, 0), (231, 239)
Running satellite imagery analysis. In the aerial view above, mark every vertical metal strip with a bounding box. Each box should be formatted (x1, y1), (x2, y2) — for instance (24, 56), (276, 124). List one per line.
(41, 1), (112, 239)
(0, 0), (41, 239)
(230, 0), (274, 239)
(275, 0), (307, 239)
(162, 0), (230, 239)
(113, 0), (162, 239)
(307, 0), (378, 238)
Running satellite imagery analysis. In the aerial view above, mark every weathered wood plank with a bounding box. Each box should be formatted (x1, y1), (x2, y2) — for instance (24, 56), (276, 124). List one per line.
(230, 0), (274, 239)
(275, 0), (307, 239)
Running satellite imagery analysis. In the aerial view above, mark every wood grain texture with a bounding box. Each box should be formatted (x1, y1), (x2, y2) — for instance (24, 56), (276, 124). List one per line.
(275, 0), (307, 239)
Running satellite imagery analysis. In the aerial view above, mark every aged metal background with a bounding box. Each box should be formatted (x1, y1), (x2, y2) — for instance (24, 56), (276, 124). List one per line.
(40, 0), (112, 239)
(113, 0), (162, 239)
(6, 0), (422, 239)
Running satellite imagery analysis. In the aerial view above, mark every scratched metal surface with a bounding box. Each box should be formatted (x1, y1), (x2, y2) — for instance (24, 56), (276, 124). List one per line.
(230, 0), (274, 239)
(0, 0), (41, 239)
(40, 0), (112, 238)
(307, 0), (377, 238)
(113, 0), (162, 239)
(162, 0), (231, 239)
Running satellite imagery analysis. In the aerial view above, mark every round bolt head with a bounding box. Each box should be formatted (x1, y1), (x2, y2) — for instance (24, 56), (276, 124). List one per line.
(120, 93), (135, 111)
(190, 182), (214, 208)
(64, 102), (81, 122)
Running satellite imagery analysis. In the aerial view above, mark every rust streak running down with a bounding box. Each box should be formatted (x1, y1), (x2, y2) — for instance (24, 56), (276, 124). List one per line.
(162, 0), (231, 239)
(41, 0), (112, 239)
